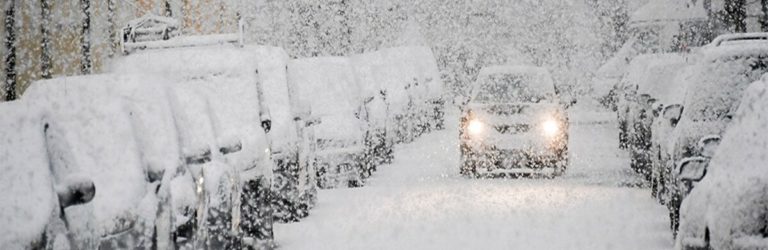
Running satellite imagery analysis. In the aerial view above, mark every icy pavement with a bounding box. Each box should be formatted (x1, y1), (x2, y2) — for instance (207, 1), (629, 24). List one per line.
(275, 103), (673, 250)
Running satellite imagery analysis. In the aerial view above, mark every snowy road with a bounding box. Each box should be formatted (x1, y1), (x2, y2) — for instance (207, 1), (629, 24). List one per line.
(275, 105), (674, 250)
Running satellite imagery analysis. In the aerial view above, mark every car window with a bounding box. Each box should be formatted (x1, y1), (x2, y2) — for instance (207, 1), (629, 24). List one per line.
(473, 73), (552, 104)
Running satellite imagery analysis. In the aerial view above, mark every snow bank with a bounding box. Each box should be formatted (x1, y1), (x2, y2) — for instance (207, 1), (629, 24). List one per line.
(0, 101), (57, 248)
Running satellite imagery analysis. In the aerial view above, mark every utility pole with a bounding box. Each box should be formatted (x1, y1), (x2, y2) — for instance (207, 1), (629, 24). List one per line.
(81, 0), (93, 74)
(41, 0), (52, 79)
(4, 0), (17, 101)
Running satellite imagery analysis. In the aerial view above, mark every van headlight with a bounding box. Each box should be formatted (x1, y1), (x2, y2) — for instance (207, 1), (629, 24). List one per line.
(542, 119), (560, 137)
(467, 119), (486, 136)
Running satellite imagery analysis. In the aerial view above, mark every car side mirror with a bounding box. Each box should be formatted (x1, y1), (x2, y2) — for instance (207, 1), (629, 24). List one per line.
(677, 157), (709, 182)
(219, 139), (243, 155)
(305, 117), (322, 127)
(57, 176), (96, 209)
(662, 104), (684, 127)
(697, 135), (721, 158)
(261, 119), (272, 133)
(185, 148), (212, 165)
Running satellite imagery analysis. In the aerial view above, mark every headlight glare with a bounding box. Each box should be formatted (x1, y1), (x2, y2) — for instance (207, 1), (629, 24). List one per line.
(542, 119), (560, 137)
(467, 119), (485, 136)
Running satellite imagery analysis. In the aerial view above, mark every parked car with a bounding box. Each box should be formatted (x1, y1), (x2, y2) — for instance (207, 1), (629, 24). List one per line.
(115, 45), (279, 248)
(288, 57), (371, 188)
(648, 65), (696, 204)
(615, 54), (679, 149)
(103, 75), (203, 249)
(623, 54), (689, 178)
(166, 83), (244, 248)
(665, 32), (768, 235)
(676, 76), (768, 250)
(380, 47), (425, 144)
(250, 45), (320, 222)
(459, 65), (570, 177)
(0, 101), (95, 249)
(24, 76), (159, 249)
(351, 50), (396, 166)
(410, 46), (446, 132)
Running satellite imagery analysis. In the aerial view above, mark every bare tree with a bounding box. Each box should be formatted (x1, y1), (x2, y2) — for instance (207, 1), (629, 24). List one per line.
(107, 0), (117, 58)
(725, 0), (747, 32)
(81, 0), (92, 74)
(761, 0), (768, 31)
(4, 0), (16, 101)
(40, 0), (52, 79)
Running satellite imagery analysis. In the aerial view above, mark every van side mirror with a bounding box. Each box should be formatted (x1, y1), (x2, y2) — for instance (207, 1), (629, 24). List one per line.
(677, 157), (709, 182)
(57, 176), (96, 209)
(662, 104), (684, 127)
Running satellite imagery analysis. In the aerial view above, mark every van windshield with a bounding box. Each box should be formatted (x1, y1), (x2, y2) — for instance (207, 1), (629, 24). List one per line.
(473, 73), (553, 104)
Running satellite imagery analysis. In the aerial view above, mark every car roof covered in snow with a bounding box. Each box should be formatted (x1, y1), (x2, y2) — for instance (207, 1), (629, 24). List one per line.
(700, 33), (768, 62)
(288, 56), (362, 115)
(113, 43), (258, 78)
(288, 57), (366, 140)
(637, 58), (690, 104)
(23, 74), (148, 236)
(623, 53), (687, 88)
(0, 101), (57, 248)
(629, 0), (706, 25)
(475, 65), (556, 94)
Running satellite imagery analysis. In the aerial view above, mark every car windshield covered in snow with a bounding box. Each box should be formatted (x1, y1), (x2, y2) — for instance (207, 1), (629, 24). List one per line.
(684, 54), (768, 122)
(473, 73), (553, 104)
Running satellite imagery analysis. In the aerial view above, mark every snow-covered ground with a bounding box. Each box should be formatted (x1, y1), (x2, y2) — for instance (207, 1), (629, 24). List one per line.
(274, 102), (673, 250)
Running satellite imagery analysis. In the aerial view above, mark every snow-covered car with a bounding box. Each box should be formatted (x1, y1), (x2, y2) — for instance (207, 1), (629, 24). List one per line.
(410, 46), (446, 132)
(460, 65), (570, 177)
(351, 50), (396, 166)
(623, 53), (689, 177)
(380, 47), (427, 143)
(250, 45), (319, 222)
(24, 76), (160, 249)
(676, 76), (768, 250)
(288, 57), (370, 188)
(78, 74), (199, 249)
(649, 66), (695, 204)
(115, 45), (278, 248)
(0, 101), (95, 249)
(615, 54), (679, 150)
(666, 32), (768, 235)
(165, 84), (245, 248)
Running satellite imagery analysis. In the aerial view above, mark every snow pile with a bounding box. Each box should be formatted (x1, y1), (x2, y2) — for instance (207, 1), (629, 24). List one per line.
(23, 75), (149, 241)
(0, 101), (57, 248)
